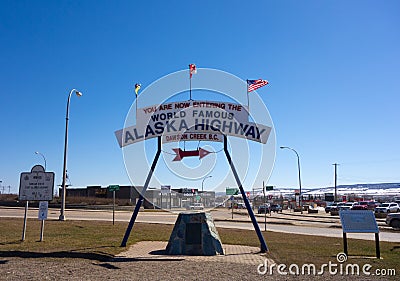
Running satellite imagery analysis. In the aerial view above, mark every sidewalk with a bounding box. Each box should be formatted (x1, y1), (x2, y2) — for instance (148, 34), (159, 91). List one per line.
(115, 241), (273, 266)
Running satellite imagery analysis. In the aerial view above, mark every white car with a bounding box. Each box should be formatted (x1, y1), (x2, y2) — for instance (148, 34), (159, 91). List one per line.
(187, 203), (204, 210)
(340, 202), (356, 210)
(375, 202), (400, 213)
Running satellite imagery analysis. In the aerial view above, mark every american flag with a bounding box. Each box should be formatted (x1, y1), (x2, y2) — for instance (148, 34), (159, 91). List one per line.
(189, 64), (197, 79)
(247, 79), (269, 92)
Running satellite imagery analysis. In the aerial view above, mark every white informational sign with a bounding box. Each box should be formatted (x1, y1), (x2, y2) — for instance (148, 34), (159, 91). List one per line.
(19, 165), (55, 201)
(163, 132), (223, 143)
(340, 210), (379, 233)
(137, 100), (249, 127)
(161, 185), (171, 194)
(38, 201), (48, 220)
(115, 100), (271, 147)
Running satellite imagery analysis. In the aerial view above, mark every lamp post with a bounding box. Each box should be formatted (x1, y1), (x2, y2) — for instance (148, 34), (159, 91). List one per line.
(59, 89), (82, 221)
(35, 151), (47, 171)
(201, 175), (212, 192)
(280, 146), (303, 214)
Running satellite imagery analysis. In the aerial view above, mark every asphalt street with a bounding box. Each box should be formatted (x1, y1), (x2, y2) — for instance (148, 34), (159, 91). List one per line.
(0, 207), (399, 242)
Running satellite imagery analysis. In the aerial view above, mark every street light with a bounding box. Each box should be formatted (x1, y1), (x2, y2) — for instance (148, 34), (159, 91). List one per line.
(59, 89), (82, 221)
(201, 175), (212, 192)
(35, 151), (47, 171)
(280, 146), (303, 214)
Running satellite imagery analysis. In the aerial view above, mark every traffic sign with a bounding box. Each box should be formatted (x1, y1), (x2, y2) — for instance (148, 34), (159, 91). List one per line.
(38, 201), (48, 220)
(108, 185), (120, 191)
(161, 185), (171, 194)
(226, 188), (239, 195)
(265, 186), (274, 191)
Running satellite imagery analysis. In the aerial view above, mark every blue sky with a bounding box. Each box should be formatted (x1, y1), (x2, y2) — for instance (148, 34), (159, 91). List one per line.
(0, 0), (399, 194)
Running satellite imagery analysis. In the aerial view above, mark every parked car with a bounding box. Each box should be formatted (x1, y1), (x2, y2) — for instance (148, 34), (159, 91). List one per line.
(375, 202), (400, 213)
(352, 201), (380, 211)
(352, 201), (368, 210)
(270, 204), (283, 213)
(258, 204), (270, 214)
(368, 201), (381, 210)
(330, 202), (346, 213)
(325, 202), (340, 213)
(341, 202), (356, 210)
(187, 203), (204, 210)
(386, 213), (400, 229)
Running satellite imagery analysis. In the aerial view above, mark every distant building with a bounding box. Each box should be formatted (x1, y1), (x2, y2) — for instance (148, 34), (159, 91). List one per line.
(63, 186), (215, 209)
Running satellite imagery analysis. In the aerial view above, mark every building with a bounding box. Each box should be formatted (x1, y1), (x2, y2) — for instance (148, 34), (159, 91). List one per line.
(63, 186), (215, 209)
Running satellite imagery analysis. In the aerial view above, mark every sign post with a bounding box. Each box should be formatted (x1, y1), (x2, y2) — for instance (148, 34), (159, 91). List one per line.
(21, 201), (28, 241)
(38, 201), (48, 241)
(263, 181), (267, 231)
(19, 165), (54, 241)
(230, 195), (234, 219)
(339, 210), (380, 258)
(161, 185), (171, 209)
(108, 185), (120, 225)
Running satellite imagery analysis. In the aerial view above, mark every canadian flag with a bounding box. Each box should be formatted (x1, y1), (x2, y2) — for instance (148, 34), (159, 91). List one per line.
(189, 64), (197, 79)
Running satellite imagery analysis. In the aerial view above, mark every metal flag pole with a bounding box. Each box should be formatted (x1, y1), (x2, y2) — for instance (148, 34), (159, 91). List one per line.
(135, 95), (138, 121)
(189, 72), (192, 101)
(134, 83), (141, 122)
(246, 80), (250, 114)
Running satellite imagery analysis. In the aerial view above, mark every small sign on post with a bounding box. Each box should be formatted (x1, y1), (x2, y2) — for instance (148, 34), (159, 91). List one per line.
(38, 201), (48, 220)
(38, 201), (48, 242)
(108, 185), (120, 192)
(108, 185), (120, 225)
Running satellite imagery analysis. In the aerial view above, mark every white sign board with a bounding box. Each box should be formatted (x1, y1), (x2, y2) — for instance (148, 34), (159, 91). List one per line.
(162, 132), (223, 143)
(19, 165), (55, 201)
(339, 210), (379, 233)
(137, 100), (249, 127)
(38, 201), (48, 220)
(161, 185), (171, 194)
(115, 101), (271, 147)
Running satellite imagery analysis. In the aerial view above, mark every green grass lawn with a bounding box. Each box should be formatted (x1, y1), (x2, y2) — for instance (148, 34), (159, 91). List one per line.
(0, 218), (399, 273)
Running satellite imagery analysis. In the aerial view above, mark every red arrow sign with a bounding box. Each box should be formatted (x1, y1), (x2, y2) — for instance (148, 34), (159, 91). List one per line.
(172, 148), (211, 161)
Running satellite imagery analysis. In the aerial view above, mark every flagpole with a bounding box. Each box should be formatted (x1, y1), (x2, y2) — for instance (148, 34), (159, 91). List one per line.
(190, 76), (192, 101)
(246, 80), (250, 115)
(135, 93), (138, 121)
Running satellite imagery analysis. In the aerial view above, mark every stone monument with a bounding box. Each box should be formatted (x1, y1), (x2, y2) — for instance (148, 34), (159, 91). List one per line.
(166, 211), (224, 256)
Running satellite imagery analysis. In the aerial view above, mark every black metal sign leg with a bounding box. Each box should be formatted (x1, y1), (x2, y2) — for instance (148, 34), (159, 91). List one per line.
(121, 137), (162, 247)
(223, 136), (268, 252)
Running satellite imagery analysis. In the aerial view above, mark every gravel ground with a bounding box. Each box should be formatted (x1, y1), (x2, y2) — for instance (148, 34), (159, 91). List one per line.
(0, 242), (393, 281)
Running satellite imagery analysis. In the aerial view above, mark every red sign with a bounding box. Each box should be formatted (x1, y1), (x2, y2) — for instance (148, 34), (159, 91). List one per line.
(172, 148), (211, 161)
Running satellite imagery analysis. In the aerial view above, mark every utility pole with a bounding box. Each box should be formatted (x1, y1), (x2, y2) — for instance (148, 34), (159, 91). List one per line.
(333, 163), (339, 202)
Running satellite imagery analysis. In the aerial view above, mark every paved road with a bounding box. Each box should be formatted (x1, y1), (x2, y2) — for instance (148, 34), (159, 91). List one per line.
(1, 207), (399, 242)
